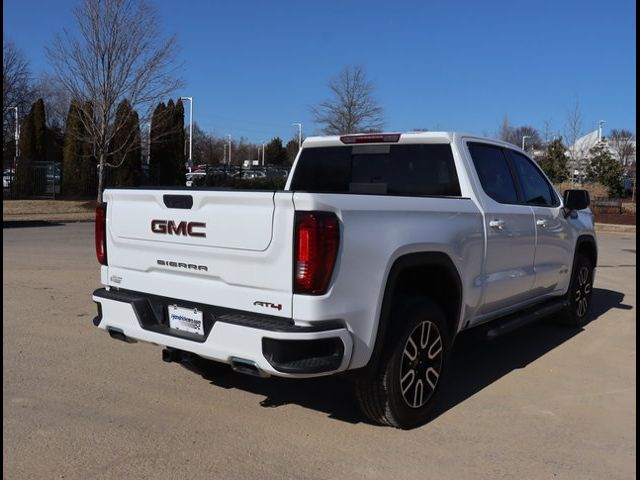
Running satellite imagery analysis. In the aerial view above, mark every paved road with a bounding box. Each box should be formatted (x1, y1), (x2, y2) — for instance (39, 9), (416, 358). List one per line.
(3, 223), (636, 480)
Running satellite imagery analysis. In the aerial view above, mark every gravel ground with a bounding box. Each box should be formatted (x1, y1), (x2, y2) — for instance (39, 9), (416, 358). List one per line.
(3, 224), (636, 480)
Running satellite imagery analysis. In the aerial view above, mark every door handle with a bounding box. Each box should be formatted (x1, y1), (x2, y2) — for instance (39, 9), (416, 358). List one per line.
(536, 219), (548, 228)
(489, 219), (505, 230)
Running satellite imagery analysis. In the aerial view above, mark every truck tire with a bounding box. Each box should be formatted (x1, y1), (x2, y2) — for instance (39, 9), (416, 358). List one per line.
(355, 299), (451, 429)
(559, 253), (594, 327)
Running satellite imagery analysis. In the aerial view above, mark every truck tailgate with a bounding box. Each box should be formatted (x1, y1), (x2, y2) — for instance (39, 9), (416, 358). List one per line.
(102, 189), (295, 317)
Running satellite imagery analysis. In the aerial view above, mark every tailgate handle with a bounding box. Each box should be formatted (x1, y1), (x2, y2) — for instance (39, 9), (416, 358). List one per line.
(163, 194), (193, 209)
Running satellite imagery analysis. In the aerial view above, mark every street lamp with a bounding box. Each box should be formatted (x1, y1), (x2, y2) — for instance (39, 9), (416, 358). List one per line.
(598, 120), (606, 141)
(179, 96), (193, 168)
(145, 122), (151, 165)
(522, 135), (531, 150)
(292, 123), (302, 151)
(10, 106), (19, 177)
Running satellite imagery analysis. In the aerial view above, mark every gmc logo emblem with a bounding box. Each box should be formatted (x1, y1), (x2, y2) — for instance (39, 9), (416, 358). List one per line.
(151, 220), (206, 237)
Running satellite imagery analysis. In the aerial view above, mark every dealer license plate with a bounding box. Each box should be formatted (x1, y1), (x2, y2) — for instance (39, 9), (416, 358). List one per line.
(168, 305), (204, 336)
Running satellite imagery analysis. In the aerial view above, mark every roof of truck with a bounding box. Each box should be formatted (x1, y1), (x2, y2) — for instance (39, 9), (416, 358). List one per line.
(301, 131), (519, 150)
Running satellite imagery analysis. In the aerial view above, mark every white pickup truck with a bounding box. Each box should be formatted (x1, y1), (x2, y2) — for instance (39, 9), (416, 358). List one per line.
(92, 132), (597, 428)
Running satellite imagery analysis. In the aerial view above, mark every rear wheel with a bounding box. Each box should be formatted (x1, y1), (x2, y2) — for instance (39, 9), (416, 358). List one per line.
(559, 254), (594, 326)
(355, 299), (451, 429)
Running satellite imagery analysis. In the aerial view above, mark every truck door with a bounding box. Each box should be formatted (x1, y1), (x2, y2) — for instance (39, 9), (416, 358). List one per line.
(467, 142), (537, 314)
(506, 149), (574, 295)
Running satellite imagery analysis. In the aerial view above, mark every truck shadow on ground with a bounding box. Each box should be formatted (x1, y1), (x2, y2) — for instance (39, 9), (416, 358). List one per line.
(3, 220), (65, 229)
(183, 287), (631, 427)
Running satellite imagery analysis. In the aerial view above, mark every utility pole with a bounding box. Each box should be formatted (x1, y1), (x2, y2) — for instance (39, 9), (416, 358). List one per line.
(227, 135), (232, 165)
(292, 123), (302, 151)
(262, 143), (266, 166)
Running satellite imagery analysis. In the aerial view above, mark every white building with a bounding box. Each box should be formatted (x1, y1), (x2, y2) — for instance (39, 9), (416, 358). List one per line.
(566, 130), (636, 182)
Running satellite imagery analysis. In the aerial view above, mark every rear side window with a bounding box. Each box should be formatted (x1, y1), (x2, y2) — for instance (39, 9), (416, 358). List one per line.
(467, 142), (519, 204)
(508, 150), (559, 206)
(289, 144), (461, 197)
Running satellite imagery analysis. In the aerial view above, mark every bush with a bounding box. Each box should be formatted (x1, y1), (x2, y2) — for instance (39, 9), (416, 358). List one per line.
(555, 182), (609, 199)
(203, 175), (286, 190)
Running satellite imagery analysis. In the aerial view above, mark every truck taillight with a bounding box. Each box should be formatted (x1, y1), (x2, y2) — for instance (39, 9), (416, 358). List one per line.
(294, 212), (340, 295)
(95, 203), (107, 265)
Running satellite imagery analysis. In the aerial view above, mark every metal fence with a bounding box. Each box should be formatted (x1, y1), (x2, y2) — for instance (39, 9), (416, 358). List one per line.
(3, 162), (291, 199)
(591, 197), (624, 214)
(3, 161), (61, 200)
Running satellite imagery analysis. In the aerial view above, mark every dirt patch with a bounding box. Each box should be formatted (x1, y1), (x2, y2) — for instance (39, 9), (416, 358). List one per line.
(3, 200), (95, 222)
(594, 213), (636, 225)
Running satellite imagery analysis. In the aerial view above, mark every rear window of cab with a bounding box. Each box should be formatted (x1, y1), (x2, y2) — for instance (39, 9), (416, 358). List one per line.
(289, 144), (461, 197)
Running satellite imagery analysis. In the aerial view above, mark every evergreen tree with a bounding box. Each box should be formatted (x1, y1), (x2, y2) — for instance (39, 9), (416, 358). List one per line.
(62, 101), (84, 195)
(15, 103), (36, 196)
(15, 99), (49, 195)
(149, 102), (167, 185)
(265, 137), (287, 165)
(536, 138), (568, 183)
(285, 139), (299, 165)
(587, 142), (625, 196)
(32, 99), (47, 160)
(172, 98), (186, 181)
(62, 101), (96, 196)
(108, 100), (141, 187)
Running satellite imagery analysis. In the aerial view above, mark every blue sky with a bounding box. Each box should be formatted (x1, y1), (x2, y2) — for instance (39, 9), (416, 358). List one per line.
(3, 0), (636, 143)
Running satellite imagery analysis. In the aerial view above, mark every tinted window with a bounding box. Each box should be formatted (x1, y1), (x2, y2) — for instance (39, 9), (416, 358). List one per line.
(508, 151), (558, 206)
(290, 144), (461, 197)
(467, 142), (519, 204)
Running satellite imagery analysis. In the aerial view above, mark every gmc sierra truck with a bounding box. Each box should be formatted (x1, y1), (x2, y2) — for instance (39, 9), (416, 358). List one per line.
(92, 132), (597, 429)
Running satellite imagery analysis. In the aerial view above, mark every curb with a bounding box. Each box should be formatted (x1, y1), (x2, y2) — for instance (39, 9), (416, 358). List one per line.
(595, 223), (636, 234)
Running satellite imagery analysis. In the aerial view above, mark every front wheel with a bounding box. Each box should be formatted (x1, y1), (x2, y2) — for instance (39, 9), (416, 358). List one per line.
(355, 299), (451, 429)
(559, 254), (594, 326)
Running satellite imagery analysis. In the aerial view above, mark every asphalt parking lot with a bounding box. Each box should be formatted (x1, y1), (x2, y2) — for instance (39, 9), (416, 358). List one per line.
(3, 222), (636, 480)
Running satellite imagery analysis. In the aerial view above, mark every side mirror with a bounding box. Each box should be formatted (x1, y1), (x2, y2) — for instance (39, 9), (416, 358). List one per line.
(563, 189), (590, 211)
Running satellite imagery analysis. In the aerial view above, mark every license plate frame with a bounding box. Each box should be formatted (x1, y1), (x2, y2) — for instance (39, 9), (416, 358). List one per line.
(168, 304), (205, 336)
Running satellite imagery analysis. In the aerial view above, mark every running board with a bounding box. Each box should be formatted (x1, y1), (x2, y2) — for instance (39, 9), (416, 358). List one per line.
(486, 299), (568, 339)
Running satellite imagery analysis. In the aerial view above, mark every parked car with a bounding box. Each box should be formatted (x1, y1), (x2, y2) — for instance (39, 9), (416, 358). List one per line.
(46, 165), (61, 183)
(239, 170), (266, 180)
(185, 171), (206, 187)
(3, 168), (15, 188)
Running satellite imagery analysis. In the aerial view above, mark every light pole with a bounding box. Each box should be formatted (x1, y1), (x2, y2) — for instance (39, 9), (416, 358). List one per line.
(292, 123), (302, 151)
(598, 120), (606, 141)
(226, 135), (232, 165)
(262, 143), (266, 166)
(179, 96), (193, 168)
(522, 135), (531, 150)
(10, 106), (19, 178)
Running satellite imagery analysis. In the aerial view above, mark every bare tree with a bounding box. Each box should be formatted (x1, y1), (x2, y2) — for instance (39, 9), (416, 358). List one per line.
(3, 38), (34, 144)
(312, 65), (384, 135)
(498, 115), (513, 143)
(608, 129), (637, 201)
(564, 100), (588, 182)
(542, 119), (556, 144)
(47, 0), (183, 201)
(34, 73), (71, 130)
(497, 115), (541, 149)
(608, 129), (636, 166)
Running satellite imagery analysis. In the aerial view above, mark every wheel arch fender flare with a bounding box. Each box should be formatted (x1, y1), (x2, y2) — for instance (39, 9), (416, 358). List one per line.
(364, 251), (463, 372)
(573, 234), (598, 272)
